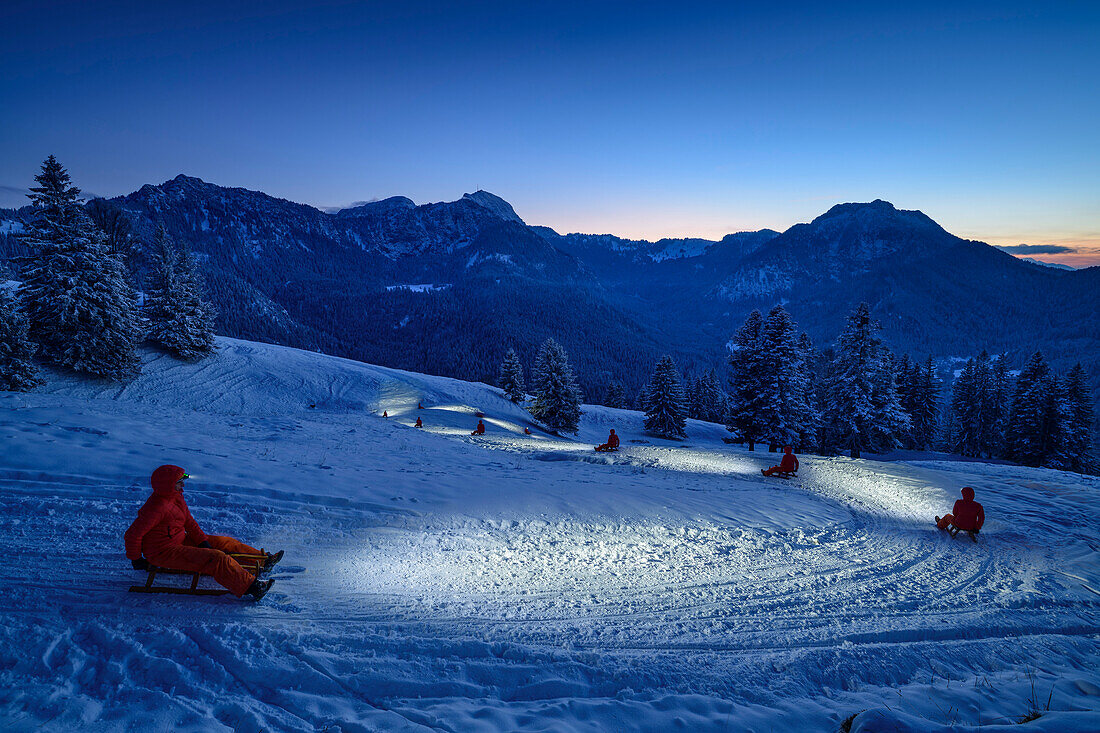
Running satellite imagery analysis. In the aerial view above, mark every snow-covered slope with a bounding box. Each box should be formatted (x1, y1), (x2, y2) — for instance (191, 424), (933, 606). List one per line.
(2, 338), (1099, 731)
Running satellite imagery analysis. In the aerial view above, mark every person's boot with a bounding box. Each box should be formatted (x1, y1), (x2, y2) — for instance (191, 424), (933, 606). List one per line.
(263, 550), (284, 572)
(247, 578), (275, 600)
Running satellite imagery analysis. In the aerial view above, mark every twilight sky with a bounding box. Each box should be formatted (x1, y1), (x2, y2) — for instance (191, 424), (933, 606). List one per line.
(2, 1), (1098, 266)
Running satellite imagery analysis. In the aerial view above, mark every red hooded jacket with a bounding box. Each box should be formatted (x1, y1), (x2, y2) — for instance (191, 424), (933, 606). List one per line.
(952, 486), (985, 532)
(779, 449), (798, 472)
(124, 465), (208, 560)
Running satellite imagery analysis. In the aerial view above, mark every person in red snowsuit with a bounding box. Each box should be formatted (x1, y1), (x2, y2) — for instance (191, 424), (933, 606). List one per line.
(415, 416), (423, 428)
(762, 446), (799, 476)
(124, 465), (279, 599)
(937, 486), (985, 534)
(524, 427), (532, 435)
(471, 420), (486, 435)
(596, 429), (620, 452)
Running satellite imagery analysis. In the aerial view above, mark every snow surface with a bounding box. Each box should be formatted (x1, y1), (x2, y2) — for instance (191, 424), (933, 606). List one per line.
(384, 284), (451, 293)
(2, 337), (1099, 731)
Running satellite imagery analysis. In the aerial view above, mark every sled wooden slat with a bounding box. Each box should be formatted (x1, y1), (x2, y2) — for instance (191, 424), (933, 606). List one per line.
(128, 557), (262, 596)
(129, 585), (229, 596)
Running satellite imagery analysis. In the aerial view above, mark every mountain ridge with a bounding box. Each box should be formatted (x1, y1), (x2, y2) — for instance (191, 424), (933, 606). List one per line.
(1, 179), (1096, 410)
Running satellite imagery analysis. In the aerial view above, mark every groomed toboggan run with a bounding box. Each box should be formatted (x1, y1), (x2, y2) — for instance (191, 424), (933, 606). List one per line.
(1, 337), (1099, 732)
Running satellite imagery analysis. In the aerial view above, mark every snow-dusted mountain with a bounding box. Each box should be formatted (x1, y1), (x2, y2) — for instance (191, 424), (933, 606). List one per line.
(2, 182), (1097, 405)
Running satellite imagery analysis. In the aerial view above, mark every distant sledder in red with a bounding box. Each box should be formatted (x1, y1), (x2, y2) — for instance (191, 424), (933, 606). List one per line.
(471, 420), (486, 435)
(936, 486), (985, 542)
(595, 429), (620, 452)
(762, 446), (799, 478)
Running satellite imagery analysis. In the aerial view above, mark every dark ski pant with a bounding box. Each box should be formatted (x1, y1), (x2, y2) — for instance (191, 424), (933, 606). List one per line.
(146, 535), (261, 597)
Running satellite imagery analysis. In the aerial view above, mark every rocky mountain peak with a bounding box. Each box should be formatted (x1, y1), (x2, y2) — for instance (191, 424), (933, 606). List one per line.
(461, 190), (524, 225)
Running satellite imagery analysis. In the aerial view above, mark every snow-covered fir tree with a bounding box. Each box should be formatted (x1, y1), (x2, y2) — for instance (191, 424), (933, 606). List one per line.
(796, 333), (822, 450)
(17, 156), (140, 379)
(1005, 352), (1061, 468)
(1063, 363), (1095, 473)
(868, 349), (910, 452)
(988, 354), (1011, 458)
(529, 338), (582, 433)
(823, 303), (907, 458)
(603, 380), (627, 409)
(685, 376), (700, 419)
(908, 356), (940, 451)
(0, 287), (43, 391)
(144, 224), (216, 360)
(692, 369), (726, 424)
(727, 309), (767, 450)
(497, 347), (525, 402)
(757, 305), (816, 450)
(86, 198), (141, 285)
(896, 354), (914, 418)
(643, 355), (687, 439)
(949, 357), (982, 456)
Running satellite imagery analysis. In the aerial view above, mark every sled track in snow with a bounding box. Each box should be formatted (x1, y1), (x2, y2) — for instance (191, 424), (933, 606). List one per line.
(3, 449), (1099, 728)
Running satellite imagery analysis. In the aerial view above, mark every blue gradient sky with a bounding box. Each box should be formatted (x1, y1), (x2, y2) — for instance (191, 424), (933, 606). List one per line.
(2, 1), (1098, 265)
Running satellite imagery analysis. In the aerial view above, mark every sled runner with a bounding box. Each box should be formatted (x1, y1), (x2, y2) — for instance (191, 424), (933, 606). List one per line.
(771, 471), (797, 480)
(594, 445), (619, 452)
(935, 517), (979, 543)
(128, 552), (269, 596)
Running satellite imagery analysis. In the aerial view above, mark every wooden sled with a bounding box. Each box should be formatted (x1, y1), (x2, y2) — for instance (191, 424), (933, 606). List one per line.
(128, 552), (267, 596)
(594, 446), (619, 452)
(936, 518), (979, 543)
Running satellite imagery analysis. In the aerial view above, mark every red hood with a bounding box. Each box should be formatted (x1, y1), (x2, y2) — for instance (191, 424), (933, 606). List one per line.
(961, 486), (975, 500)
(151, 465), (186, 497)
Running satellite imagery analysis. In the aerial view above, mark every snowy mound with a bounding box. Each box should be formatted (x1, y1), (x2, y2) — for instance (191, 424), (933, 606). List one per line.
(3, 336), (1099, 731)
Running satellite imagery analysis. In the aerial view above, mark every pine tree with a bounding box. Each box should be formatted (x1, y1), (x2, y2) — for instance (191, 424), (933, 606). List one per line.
(988, 354), (1011, 458)
(686, 375), (701, 419)
(0, 287), (43, 391)
(897, 352), (915, 444)
(694, 369), (725, 424)
(823, 303), (907, 458)
(757, 305), (815, 450)
(145, 225), (216, 360)
(643, 355), (687, 439)
(530, 338), (582, 433)
(869, 349), (910, 452)
(17, 156), (140, 379)
(86, 198), (141, 284)
(604, 380), (626, 409)
(1063, 364), (1095, 473)
(727, 310), (767, 450)
(950, 358), (980, 456)
(498, 347), (525, 402)
(1045, 375), (1074, 471)
(796, 333), (822, 450)
(909, 356), (940, 450)
(1006, 352), (1059, 467)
